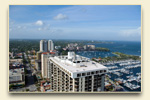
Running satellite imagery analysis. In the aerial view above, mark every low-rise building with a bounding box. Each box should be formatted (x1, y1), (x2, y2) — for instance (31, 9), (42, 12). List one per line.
(40, 80), (52, 92)
(9, 65), (25, 85)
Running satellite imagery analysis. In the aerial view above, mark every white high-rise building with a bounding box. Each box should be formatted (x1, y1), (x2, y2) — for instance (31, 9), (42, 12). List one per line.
(47, 52), (108, 92)
(40, 40), (54, 52)
(48, 40), (54, 51)
(40, 40), (44, 52)
(41, 52), (50, 78)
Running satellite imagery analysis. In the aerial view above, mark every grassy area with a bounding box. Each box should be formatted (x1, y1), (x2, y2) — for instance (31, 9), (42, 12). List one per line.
(95, 47), (110, 52)
(112, 52), (141, 61)
(92, 52), (141, 63)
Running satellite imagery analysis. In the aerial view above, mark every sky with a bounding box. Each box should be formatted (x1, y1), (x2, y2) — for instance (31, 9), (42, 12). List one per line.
(9, 5), (141, 41)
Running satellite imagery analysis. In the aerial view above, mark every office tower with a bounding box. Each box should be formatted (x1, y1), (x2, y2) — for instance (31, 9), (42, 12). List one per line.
(47, 52), (108, 92)
(40, 40), (54, 52)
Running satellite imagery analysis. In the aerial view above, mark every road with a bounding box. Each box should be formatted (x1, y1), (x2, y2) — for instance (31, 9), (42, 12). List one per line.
(10, 53), (37, 92)
(25, 66), (37, 91)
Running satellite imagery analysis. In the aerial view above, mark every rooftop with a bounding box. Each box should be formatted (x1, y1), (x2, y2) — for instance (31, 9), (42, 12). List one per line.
(9, 68), (24, 82)
(42, 51), (56, 55)
(9, 67), (24, 75)
(49, 52), (107, 74)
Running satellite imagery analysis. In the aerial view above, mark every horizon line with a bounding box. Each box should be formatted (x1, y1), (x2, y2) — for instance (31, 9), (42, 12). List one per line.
(9, 38), (141, 42)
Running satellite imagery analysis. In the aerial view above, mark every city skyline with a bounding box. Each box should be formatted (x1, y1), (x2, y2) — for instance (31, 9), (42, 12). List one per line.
(9, 5), (141, 41)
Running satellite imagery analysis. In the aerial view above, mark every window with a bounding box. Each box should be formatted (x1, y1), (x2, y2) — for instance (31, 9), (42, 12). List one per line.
(96, 71), (99, 74)
(77, 61), (80, 63)
(100, 70), (103, 73)
(82, 73), (86, 76)
(91, 71), (95, 75)
(89, 76), (92, 78)
(77, 73), (81, 77)
(87, 72), (90, 75)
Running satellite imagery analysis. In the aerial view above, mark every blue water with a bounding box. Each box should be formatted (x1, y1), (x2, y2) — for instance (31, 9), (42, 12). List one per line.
(76, 41), (141, 92)
(106, 64), (141, 92)
(76, 41), (141, 58)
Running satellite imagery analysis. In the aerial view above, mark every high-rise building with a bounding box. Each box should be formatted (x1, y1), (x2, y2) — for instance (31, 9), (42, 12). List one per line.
(48, 40), (54, 51)
(35, 51), (42, 71)
(41, 51), (58, 78)
(41, 52), (50, 78)
(40, 40), (44, 52)
(40, 40), (54, 52)
(47, 52), (108, 92)
(37, 40), (54, 72)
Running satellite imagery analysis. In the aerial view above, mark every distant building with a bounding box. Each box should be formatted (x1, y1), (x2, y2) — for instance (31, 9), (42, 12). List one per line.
(9, 59), (23, 63)
(9, 65), (25, 85)
(35, 60), (41, 71)
(36, 40), (55, 72)
(48, 40), (54, 51)
(67, 43), (78, 51)
(47, 52), (108, 92)
(40, 40), (54, 52)
(76, 46), (83, 51)
(9, 59), (23, 67)
(87, 45), (95, 50)
(41, 52), (51, 78)
(41, 51), (58, 78)
(83, 45), (87, 50)
(40, 80), (52, 92)
(83, 45), (95, 50)
(55, 46), (61, 50)
(28, 55), (36, 59)
(36, 51), (42, 60)
(35, 51), (42, 71)
(15, 53), (22, 58)
(68, 43), (78, 47)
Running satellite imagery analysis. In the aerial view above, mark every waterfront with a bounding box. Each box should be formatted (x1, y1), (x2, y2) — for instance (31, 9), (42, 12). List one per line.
(76, 41), (141, 92)
(104, 60), (141, 91)
(76, 41), (141, 58)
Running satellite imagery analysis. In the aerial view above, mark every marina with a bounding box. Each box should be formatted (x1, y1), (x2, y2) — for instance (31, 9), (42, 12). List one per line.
(104, 60), (141, 91)
(76, 41), (141, 92)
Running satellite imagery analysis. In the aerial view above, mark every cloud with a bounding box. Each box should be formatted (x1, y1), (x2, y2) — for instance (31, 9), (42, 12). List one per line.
(120, 27), (141, 37)
(53, 14), (68, 20)
(37, 25), (51, 31)
(35, 20), (44, 26)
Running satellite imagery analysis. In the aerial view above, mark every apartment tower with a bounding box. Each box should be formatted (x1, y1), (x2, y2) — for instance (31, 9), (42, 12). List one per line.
(40, 40), (54, 52)
(47, 52), (108, 92)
